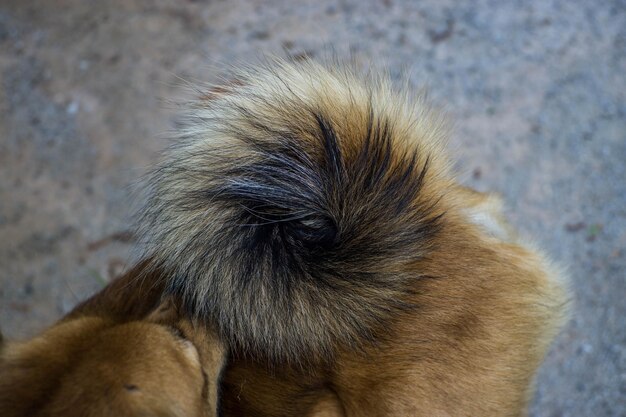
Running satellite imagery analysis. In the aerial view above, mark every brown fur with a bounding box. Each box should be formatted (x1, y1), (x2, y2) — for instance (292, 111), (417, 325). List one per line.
(137, 59), (455, 365)
(219, 186), (568, 416)
(137, 59), (568, 414)
(1, 60), (569, 416)
(0, 263), (226, 417)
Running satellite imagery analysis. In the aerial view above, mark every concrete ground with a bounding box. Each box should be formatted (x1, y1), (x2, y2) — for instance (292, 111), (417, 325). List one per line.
(0, 0), (624, 415)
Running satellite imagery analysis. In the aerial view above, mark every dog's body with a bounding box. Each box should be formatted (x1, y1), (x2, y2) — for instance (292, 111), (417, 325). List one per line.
(1, 60), (568, 416)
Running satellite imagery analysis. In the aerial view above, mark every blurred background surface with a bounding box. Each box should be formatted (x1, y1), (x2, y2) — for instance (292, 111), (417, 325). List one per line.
(0, 1), (624, 415)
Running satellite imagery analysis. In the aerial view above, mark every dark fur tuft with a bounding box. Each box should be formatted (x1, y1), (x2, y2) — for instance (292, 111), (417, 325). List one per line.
(138, 60), (451, 364)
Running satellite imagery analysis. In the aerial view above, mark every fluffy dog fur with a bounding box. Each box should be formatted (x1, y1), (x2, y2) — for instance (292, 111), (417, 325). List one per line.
(138, 59), (569, 415)
(139, 60), (452, 364)
(1, 59), (569, 416)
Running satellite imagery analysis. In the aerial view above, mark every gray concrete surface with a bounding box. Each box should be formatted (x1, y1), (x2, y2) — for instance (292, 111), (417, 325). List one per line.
(0, 0), (624, 415)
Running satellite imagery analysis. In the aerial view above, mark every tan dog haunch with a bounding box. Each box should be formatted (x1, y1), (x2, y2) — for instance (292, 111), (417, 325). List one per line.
(0, 262), (225, 417)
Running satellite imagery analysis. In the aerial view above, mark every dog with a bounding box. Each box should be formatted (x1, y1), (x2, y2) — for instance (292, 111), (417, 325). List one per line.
(1, 59), (569, 416)
(138, 59), (570, 416)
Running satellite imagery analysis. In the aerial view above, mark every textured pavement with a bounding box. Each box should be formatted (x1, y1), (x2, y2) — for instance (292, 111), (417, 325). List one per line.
(1, 1), (624, 415)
